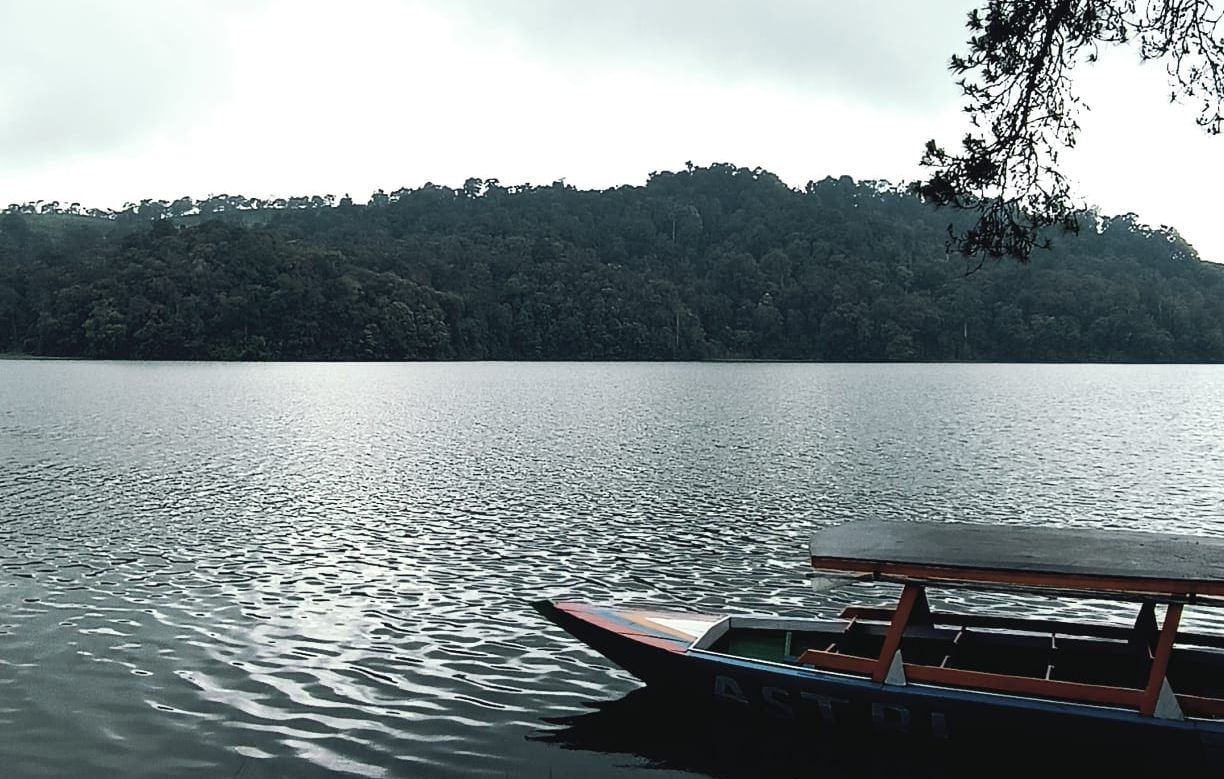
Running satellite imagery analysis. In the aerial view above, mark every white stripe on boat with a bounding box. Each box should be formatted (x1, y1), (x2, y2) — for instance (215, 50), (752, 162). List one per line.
(649, 616), (722, 639)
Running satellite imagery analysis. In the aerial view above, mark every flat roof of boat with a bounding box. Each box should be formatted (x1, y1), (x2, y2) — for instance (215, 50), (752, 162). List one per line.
(810, 520), (1224, 598)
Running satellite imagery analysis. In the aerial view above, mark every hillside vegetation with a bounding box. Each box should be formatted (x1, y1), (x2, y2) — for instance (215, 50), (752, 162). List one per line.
(1, 164), (1221, 361)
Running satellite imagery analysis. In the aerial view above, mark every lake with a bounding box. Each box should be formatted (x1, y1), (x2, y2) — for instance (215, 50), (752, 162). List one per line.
(2, 361), (1223, 777)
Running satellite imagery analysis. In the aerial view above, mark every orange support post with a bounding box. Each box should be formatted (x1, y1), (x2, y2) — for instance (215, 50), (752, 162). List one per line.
(1140, 602), (1183, 717)
(872, 583), (923, 684)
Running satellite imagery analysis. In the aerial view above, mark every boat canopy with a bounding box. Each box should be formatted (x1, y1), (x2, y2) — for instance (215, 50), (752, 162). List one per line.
(810, 520), (1224, 600)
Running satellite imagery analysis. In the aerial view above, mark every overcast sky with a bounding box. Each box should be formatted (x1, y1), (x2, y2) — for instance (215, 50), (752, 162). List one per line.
(3, 0), (1222, 260)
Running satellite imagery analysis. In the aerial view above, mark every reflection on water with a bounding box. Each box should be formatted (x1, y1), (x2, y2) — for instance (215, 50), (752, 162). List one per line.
(534, 688), (873, 778)
(535, 688), (1211, 778)
(2, 361), (1223, 777)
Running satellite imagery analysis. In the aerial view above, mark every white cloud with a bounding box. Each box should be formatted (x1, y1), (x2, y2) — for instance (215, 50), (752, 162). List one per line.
(443, 0), (973, 109)
(0, 1), (243, 172)
(1065, 49), (1224, 262)
(1, 0), (1220, 262)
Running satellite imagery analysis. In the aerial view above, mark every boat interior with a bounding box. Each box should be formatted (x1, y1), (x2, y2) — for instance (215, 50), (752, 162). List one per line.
(701, 596), (1224, 720)
(757, 520), (1224, 721)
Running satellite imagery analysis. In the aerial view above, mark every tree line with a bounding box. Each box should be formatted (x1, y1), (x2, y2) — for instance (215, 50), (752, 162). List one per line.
(1, 163), (1222, 362)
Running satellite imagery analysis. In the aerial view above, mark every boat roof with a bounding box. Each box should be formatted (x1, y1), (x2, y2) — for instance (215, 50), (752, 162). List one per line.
(810, 520), (1224, 600)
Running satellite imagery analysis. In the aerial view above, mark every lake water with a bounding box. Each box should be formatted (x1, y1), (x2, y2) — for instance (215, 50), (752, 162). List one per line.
(2, 361), (1224, 778)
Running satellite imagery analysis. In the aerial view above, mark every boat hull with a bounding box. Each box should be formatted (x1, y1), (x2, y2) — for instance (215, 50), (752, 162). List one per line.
(536, 600), (1224, 759)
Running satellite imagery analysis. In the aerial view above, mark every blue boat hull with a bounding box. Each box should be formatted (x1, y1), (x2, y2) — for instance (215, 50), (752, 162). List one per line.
(536, 600), (1224, 759)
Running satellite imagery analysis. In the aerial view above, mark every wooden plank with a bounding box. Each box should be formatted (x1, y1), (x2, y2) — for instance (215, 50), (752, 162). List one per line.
(798, 656), (1140, 710)
(1140, 603), (1183, 717)
(812, 557), (1224, 598)
(798, 650), (1153, 712)
(839, 606), (1224, 650)
(878, 574), (1224, 607)
(1177, 694), (1224, 719)
(842, 607), (1122, 638)
(798, 603), (1217, 717)
(796, 649), (875, 676)
(873, 583), (922, 683)
(838, 606), (895, 623)
(904, 663), (1144, 709)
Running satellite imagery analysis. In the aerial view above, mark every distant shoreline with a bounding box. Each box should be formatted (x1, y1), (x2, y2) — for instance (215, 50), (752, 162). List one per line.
(1, 354), (1221, 366)
(5, 167), (1222, 363)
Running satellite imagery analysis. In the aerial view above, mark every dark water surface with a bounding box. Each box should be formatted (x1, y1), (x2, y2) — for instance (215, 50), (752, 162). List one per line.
(3, 361), (1224, 778)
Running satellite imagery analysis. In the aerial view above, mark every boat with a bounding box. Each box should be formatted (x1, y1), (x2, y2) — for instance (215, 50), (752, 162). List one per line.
(536, 520), (1224, 755)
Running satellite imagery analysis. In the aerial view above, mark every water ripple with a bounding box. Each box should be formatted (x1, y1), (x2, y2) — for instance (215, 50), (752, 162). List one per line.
(2, 362), (1224, 777)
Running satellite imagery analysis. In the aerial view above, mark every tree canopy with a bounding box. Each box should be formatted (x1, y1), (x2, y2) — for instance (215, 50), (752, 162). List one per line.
(2, 164), (1222, 363)
(920, 0), (1224, 263)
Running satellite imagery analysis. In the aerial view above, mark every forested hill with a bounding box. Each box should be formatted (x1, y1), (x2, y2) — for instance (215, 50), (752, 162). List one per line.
(2, 164), (1222, 362)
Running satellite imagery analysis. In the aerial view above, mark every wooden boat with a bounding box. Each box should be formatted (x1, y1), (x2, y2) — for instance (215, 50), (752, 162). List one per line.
(536, 520), (1224, 754)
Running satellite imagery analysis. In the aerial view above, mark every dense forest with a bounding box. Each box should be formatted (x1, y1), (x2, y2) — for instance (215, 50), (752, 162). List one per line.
(1, 163), (1222, 362)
